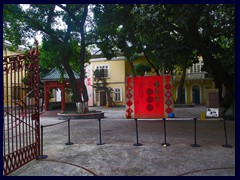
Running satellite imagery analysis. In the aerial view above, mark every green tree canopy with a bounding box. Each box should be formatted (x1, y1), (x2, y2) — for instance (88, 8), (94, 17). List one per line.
(92, 4), (235, 112)
(4, 4), (90, 108)
(4, 4), (235, 113)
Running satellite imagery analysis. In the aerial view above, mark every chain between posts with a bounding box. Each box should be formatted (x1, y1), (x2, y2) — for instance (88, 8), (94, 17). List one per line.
(37, 119), (70, 159)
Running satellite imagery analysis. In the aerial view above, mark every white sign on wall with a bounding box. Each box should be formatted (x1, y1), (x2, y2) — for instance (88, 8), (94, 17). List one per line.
(206, 108), (219, 117)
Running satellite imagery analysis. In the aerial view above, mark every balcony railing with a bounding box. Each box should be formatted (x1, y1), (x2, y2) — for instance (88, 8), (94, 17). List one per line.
(172, 72), (211, 81)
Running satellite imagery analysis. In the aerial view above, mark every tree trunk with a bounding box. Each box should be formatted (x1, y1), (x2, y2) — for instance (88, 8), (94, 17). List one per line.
(78, 4), (89, 113)
(106, 91), (115, 107)
(106, 92), (112, 107)
(76, 102), (89, 114)
(129, 61), (136, 77)
(61, 17), (82, 104)
(176, 62), (187, 104)
(62, 59), (82, 102)
(41, 97), (44, 111)
(143, 51), (160, 76)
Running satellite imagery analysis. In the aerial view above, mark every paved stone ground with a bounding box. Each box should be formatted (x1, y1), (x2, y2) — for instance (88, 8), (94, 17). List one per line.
(9, 106), (235, 176)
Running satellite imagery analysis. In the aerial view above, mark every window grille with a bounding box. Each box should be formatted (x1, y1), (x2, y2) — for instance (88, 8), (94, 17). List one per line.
(113, 88), (122, 102)
(95, 65), (109, 78)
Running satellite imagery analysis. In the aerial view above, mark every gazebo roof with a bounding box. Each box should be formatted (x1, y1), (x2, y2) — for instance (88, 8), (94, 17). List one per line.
(41, 67), (80, 81)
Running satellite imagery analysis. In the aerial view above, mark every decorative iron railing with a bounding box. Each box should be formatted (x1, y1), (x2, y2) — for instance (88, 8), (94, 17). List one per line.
(3, 45), (40, 176)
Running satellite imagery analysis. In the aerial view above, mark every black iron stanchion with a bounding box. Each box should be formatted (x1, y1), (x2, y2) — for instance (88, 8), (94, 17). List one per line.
(191, 117), (201, 147)
(134, 118), (142, 146)
(222, 116), (232, 148)
(97, 119), (105, 145)
(161, 118), (170, 147)
(65, 119), (74, 145)
(37, 125), (48, 159)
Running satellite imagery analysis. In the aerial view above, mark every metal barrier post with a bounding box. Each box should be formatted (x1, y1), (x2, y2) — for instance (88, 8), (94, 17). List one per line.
(97, 119), (105, 145)
(65, 119), (74, 145)
(161, 118), (170, 147)
(37, 125), (48, 159)
(191, 117), (201, 147)
(134, 118), (142, 146)
(222, 116), (232, 148)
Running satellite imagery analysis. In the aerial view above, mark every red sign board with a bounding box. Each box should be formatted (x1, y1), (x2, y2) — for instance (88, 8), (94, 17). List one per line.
(126, 76), (173, 119)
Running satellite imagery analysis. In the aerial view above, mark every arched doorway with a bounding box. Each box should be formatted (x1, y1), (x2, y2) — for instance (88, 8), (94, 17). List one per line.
(192, 85), (200, 104)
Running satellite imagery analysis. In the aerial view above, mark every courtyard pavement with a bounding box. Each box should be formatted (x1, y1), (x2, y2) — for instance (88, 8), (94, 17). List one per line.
(9, 106), (235, 176)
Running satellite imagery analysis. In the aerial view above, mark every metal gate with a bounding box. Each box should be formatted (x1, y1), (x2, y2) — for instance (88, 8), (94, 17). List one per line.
(3, 45), (40, 176)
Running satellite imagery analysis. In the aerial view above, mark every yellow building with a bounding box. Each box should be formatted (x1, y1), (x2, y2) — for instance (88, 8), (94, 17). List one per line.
(90, 56), (127, 106)
(3, 40), (26, 56)
(172, 57), (215, 105)
(89, 55), (216, 106)
(3, 41), (27, 107)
